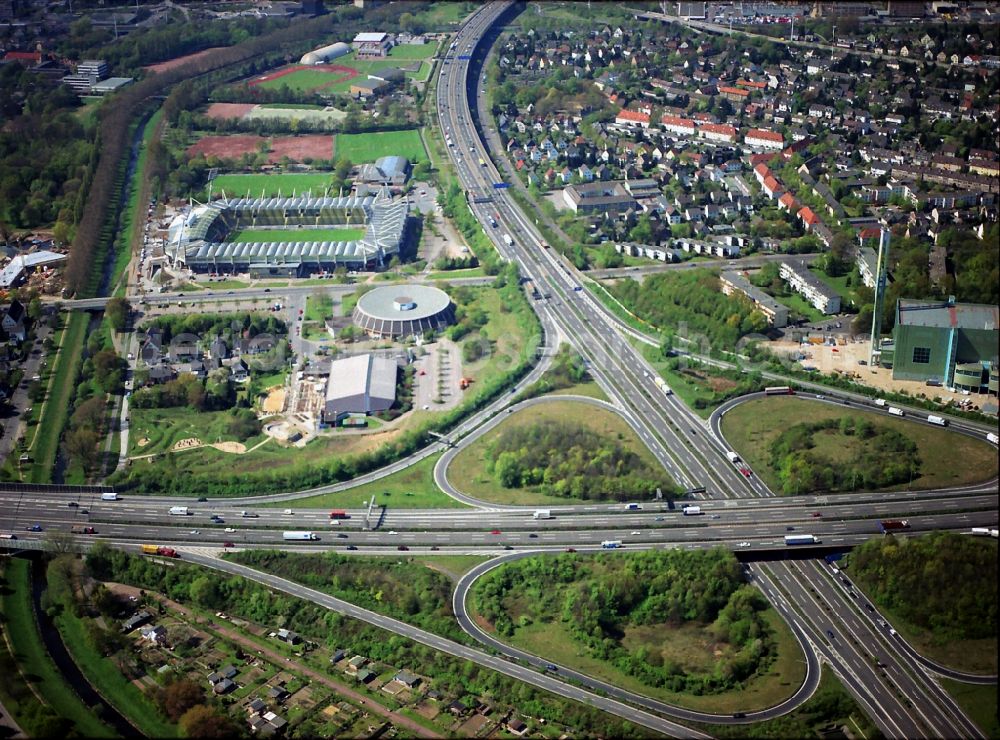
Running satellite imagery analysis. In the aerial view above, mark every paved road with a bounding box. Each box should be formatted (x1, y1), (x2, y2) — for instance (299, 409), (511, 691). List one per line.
(182, 548), (712, 739)
(452, 550), (822, 725)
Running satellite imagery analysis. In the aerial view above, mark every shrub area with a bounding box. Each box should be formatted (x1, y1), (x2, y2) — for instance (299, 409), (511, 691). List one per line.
(848, 532), (997, 644)
(484, 420), (669, 500)
(228, 550), (465, 642)
(769, 417), (920, 494)
(474, 550), (778, 693)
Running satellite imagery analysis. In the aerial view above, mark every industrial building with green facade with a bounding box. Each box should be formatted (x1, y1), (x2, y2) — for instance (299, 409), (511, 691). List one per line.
(884, 298), (999, 395)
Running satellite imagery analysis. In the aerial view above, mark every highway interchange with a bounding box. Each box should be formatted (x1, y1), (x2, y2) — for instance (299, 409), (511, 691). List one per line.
(2, 2), (998, 737)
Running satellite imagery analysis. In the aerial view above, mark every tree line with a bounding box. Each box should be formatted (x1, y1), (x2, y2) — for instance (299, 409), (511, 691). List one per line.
(474, 549), (778, 693)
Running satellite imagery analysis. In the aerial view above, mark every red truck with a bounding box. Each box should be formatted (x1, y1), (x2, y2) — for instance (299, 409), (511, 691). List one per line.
(329, 510), (350, 520)
(878, 520), (910, 534)
(141, 544), (179, 558)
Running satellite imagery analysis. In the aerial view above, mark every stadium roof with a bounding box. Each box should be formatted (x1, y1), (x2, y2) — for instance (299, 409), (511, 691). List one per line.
(166, 189), (408, 268)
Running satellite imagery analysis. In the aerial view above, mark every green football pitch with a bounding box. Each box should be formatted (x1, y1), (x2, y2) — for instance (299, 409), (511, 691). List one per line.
(229, 227), (368, 243)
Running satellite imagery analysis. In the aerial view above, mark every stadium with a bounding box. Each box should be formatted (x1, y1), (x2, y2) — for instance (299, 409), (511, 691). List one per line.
(165, 187), (409, 276)
(353, 284), (454, 339)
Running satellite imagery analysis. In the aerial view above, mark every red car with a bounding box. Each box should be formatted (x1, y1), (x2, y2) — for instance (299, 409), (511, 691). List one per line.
(489, 529), (502, 534)
(811, 512), (822, 518)
(740, 467), (753, 477)
(223, 541), (235, 548)
(565, 547), (576, 553)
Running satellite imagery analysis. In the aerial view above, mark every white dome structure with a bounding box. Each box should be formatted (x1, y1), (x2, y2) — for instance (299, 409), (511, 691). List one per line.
(299, 41), (349, 65)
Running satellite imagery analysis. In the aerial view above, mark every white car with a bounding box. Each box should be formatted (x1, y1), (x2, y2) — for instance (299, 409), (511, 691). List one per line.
(630, 531), (641, 535)
(190, 530), (200, 535)
(738, 541), (751, 547)
(224, 527), (236, 533)
(388, 530), (398, 535)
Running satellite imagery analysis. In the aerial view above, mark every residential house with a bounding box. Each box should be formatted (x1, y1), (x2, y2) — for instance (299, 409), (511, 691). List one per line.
(744, 128), (784, 150)
(780, 260), (841, 314)
(1, 301), (25, 341)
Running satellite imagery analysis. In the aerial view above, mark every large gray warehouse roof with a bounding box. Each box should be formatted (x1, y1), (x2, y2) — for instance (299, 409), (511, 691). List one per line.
(324, 354), (396, 419)
(353, 284), (454, 338)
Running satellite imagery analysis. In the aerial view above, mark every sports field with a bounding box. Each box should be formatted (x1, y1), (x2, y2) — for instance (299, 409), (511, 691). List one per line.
(335, 129), (428, 164)
(212, 172), (335, 198)
(230, 227), (367, 243)
(253, 47), (434, 95)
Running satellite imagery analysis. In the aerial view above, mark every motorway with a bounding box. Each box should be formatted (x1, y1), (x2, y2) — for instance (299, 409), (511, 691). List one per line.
(2, 2), (997, 737)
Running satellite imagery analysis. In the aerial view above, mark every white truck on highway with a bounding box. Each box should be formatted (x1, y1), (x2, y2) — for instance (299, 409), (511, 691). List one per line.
(283, 531), (319, 541)
(726, 451), (740, 463)
(101, 492), (118, 501)
(533, 509), (552, 520)
(654, 376), (673, 395)
(888, 406), (904, 417)
(682, 505), (702, 516)
(601, 540), (623, 549)
(502, 234), (514, 246)
(987, 432), (999, 445)
(168, 506), (189, 516)
(926, 415), (947, 426)
(874, 398), (887, 407)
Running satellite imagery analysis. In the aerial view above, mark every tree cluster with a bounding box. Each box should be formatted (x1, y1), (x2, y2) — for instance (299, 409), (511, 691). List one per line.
(848, 532), (997, 642)
(484, 419), (672, 501)
(769, 417), (921, 495)
(475, 549), (776, 692)
(81, 543), (656, 739)
(231, 550), (464, 642)
(610, 270), (765, 350)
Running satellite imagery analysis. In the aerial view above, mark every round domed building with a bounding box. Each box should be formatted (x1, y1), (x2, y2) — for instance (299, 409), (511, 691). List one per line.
(352, 284), (454, 339)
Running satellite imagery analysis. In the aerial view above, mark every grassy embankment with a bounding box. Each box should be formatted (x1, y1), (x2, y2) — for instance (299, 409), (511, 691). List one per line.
(720, 396), (998, 493)
(0, 559), (116, 737)
(448, 399), (670, 506)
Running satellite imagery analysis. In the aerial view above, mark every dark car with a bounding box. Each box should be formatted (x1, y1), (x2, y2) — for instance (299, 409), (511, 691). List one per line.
(545, 664), (557, 671)
(223, 541), (235, 548)
(565, 547), (576, 553)
(826, 629), (836, 639)
(68, 501), (78, 507)
(197, 497), (208, 502)
(528, 533), (538, 538)
(336, 533), (348, 539)
(346, 545), (358, 550)
(26, 524), (42, 532)
(430, 545), (440, 551)
(786, 526), (795, 531)
(732, 713), (746, 719)
(866, 604), (875, 612)
(397, 545), (409, 551)
(503, 545), (513, 550)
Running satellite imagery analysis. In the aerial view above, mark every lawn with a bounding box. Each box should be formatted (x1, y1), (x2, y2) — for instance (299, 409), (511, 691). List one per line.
(720, 396), (999, 493)
(427, 267), (487, 280)
(304, 292), (334, 323)
(29, 312), (88, 483)
(230, 227), (367, 243)
(129, 407), (270, 457)
(211, 172), (335, 198)
(256, 50), (432, 95)
(386, 43), (439, 60)
(0, 559), (116, 738)
(448, 400), (666, 506)
(334, 129), (428, 164)
(773, 290), (826, 323)
(939, 678), (1000, 738)
(419, 1), (476, 26)
(469, 558), (806, 714)
(264, 452), (467, 509)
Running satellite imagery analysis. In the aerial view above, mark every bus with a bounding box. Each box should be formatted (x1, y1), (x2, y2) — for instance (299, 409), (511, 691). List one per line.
(764, 386), (793, 395)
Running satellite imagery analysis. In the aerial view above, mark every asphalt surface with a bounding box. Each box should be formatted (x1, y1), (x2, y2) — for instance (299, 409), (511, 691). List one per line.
(2, 2), (996, 737)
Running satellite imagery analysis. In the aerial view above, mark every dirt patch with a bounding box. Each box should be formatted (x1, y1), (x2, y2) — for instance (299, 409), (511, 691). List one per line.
(262, 388), (286, 414)
(210, 441), (247, 454)
(269, 135), (334, 162)
(144, 47), (225, 74)
(187, 134), (267, 161)
(473, 613), (495, 634)
(205, 102), (257, 120)
(136, 437), (149, 447)
(172, 437), (201, 451)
